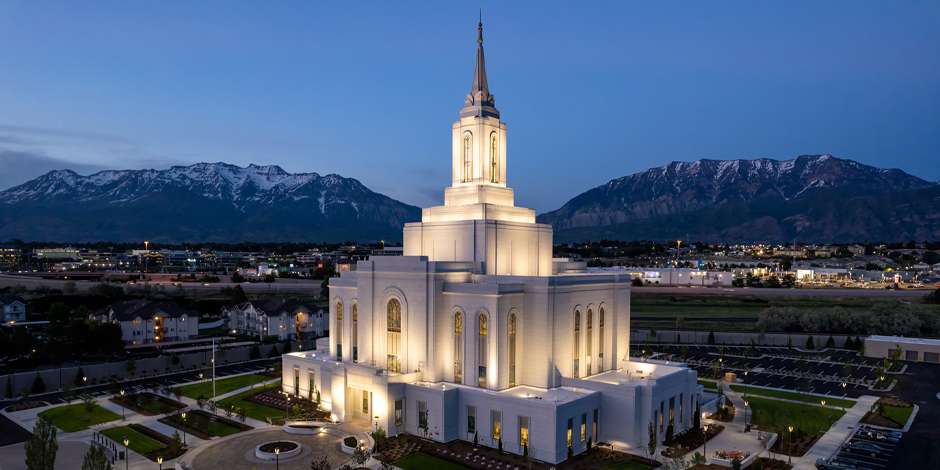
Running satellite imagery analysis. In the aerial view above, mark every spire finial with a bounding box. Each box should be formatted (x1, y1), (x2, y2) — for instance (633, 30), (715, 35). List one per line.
(478, 10), (483, 45)
(461, 13), (499, 118)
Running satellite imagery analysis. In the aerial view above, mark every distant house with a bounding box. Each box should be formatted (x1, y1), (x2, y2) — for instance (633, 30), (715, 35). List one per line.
(0, 295), (27, 323)
(93, 300), (200, 345)
(222, 299), (326, 340)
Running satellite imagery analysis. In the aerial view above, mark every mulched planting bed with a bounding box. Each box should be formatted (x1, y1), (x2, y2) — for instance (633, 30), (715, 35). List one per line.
(344, 436), (359, 448)
(707, 403), (735, 422)
(3, 401), (47, 412)
(862, 396), (914, 428)
(259, 441), (298, 453)
(248, 389), (329, 420)
(111, 392), (186, 416)
(159, 409), (252, 439)
(662, 425), (725, 457)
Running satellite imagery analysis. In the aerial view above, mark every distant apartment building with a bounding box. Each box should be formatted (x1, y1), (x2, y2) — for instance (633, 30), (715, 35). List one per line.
(93, 300), (200, 344)
(795, 267), (850, 282)
(0, 295), (27, 323)
(0, 248), (21, 270)
(223, 299), (326, 340)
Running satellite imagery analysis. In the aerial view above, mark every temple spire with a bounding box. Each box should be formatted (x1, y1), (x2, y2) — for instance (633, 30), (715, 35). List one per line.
(461, 15), (499, 118)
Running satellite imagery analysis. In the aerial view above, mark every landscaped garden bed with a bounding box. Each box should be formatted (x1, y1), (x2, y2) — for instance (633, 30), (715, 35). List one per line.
(749, 397), (844, 456)
(38, 402), (121, 432)
(160, 409), (252, 439)
(661, 424), (724, 458)
(248, 388), (329, 421)
(3, 400), (47, 412)
(101, 423), (185, 462)
(861, 396), (913, 429)
(111, 392), (185, 416)
(707, 401), (735, 422)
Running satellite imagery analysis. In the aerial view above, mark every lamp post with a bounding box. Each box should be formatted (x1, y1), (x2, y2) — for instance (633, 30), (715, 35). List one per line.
(123, 438), (130, 470)
(157, 456), (163, 470)
(743, 399), (749, 431)
(274, 447), (281, 470)
(119, 389), (126, 420)
(787, 425), (794, 465)
(703, 423), (709, 462)
(285, 394), (291, 420)
(180, 412), (187, 445)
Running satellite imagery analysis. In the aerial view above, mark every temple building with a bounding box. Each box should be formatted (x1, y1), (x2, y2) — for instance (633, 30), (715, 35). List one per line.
(282, 20), (700, 464)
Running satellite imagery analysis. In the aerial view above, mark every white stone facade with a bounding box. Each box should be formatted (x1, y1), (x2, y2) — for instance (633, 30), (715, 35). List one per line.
(282, 22), (700, 464)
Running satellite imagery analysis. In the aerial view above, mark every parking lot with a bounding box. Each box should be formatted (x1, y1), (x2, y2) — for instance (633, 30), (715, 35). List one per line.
(817, 425), (902, 470)
(631, 343), (899, 398)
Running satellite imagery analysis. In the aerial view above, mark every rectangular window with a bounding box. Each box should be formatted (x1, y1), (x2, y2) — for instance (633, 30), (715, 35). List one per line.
(679, 393), (684, 425)
(491, 410), (502, 442)
(308, 371), (316, 401)
(293, 367), (300, 396)
(362, 392), (369, 414)
(518, 416), (530, 450)
(467, 406), (476, 435)
(336, 344), (342, 361)
(418, 401), (428, 431)
(925, 352), (939, 363)
(905, 350), (918, 361)
(566, 418), (573, 450)
(394, 399), (404, 426)
(593, 409), (598, 440)
(659, 402), (664, 431)
(478, 365), (487, 388)
(580, 413), (587, 443)
(669, 397), (675, 428)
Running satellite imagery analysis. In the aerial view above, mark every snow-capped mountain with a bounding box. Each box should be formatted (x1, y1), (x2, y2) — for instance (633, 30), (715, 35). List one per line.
(0, 163), (420, 242)
(538, 155), (940, 242)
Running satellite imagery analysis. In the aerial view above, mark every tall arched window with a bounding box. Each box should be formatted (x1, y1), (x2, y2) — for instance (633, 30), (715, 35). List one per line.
(453, 311), (464, 383)
(462, 132), (473, 183)
(508, 313), (517, 387)
(489, 132), (498, 183)
(351, 304), (359, 362)
(387, 299), (402, 373)
(598, 308), (605, 372)
(586, 309), (594, 376)
(477, 314), (488, 387)
(335, 301), (344, 361)
(573, 309), (581, 377)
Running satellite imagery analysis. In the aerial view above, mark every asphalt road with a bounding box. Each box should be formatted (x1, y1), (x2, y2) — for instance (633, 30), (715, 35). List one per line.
(886, 362), (940, 470)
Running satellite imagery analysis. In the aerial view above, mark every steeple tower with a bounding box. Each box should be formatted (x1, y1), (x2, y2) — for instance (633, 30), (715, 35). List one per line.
(461, 16), (499, 118)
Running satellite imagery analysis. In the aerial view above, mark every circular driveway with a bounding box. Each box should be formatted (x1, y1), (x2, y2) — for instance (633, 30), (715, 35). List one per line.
(191, 428), (347, 470)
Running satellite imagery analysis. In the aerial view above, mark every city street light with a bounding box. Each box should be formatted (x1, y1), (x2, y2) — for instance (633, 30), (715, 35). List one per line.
(123, 438), (130, 470)
(180, 412), (188, 445)
(703, 423), (709, 462)
(119, 389), (126, 420)
(743, 400), (749, 431)
(157, 456), (163, 470)
(274, 447), (281, 470)
(787, 425), (794, 465)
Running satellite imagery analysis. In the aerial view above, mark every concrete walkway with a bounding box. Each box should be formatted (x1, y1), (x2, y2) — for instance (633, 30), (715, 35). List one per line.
(680, 386), (778, 467)
(791, 395), (878, 469)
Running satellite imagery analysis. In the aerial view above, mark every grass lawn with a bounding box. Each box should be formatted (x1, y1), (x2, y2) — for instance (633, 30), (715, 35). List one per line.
(101, 425), (166, 456)
(698, 379), (718, 391)
(394, 452), (469, 470)
(216, 382), (284, 423)
(172, 373), (270, 399)
(38, 403), (121, 432)
(881, 404), (913, 427)
(749, 396), (844, 437)
(730, 385), (855, 408)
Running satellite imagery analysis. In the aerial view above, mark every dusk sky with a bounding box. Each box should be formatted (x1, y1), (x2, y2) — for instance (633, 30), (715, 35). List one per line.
(1, 1), (937, 212)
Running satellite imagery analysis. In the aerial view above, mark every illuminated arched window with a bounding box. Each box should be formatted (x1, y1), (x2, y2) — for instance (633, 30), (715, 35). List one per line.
(489, 132), (498, 183)
(335, 301), (344, 361)
(508, 312), (517, 387)
(587, 309), (593, 376)
(351, 304), (359, 362)
(454, 311), (464, 383)
(387, 299), (402, 373)
(462, 131), (473, 182)
(573, 309), (581, 377)
(478, 313), (488, 387)
(598, 308), (605, 372)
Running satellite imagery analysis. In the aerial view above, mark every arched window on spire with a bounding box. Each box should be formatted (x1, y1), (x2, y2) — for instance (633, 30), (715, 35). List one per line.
(508, 312), (517, 387)
(462, 131), (473, 182)
(335, 301), (343, 361)
(478, 313), (488, 387)
(387, 299), (401, 373)
(351, 304), (358, 362)
(489, 132), (498, 183)
(586, 309), (593, 376)
(454, 311), (464, 383)
(598, 307), (605, 372)
(573, 309), (581, 377)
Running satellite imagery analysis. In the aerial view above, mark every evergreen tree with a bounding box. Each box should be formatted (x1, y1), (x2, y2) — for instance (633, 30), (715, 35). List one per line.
(707, 331), (716, 345)
(30, 374), (46, 394)
(25, 418), (58, 470)
(5, 377), (12, 399)
(81, 445), (111, 470)
(805, 336), (815, 350)
(825, 336), (835, 348)
(74, 367), (86, 387)
(647, 421), (658, 459)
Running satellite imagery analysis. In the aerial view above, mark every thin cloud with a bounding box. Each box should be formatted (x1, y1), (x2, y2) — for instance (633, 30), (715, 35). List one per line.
(0, 149), (109, 191)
